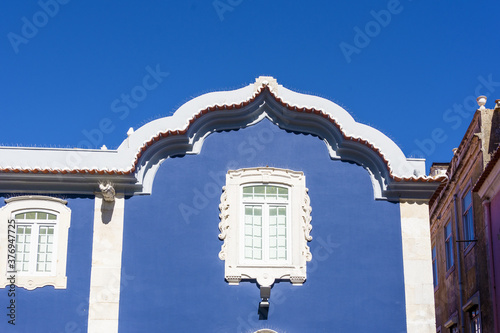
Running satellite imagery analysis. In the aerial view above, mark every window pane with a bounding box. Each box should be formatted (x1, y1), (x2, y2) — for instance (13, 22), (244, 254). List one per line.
(244, 225), (252, 236)
(26, 212), (36, 219)
(445, 222), (454, 270)
(462, 190), (474, 248)
(243, 185), (289, 201)
(269, 206), (287, 261)
(36, 226), (54, 272)
(244, 206), (263, 261)
(243, 187), (253, 198)
(463, 191), (472, 210)
(47, 213), (57, 220)
(269, 248), (277, 260)
(14, 213), (24, 219)
(254, 186), (265, 199)
(37, 212), (47, 220)
(269, 207), (277, 227)
(244, 248), (253, 258)
(463, 211), (474, 246)
(432, 246), (438, 288)
(278, 187), (288, 199)
(254, 206), (262, 216)
(266, 186), (277, 200)
(16, 225), (31, 272)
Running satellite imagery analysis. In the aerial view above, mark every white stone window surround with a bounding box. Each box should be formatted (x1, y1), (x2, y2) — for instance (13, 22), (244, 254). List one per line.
(0, 196), (70, 290)
(218, 167), (312, 288)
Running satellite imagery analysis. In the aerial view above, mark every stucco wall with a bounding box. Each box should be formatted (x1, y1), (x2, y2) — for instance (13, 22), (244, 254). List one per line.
(118, 120), (407, 333)
(490, 191), (500, 325)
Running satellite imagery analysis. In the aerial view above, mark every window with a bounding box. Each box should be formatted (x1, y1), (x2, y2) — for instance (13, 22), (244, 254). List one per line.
(444, 221), (454, 271)
(242, 185), (289, 264)
(219, 167), (312, 287)
(462, 190), (474, 248)
(14, 211), (57, 274)
(0, 196), (71, 290)
(444, 313), (458, 332)
(470, 307), (481, 333)
(432, 246), (438, 289)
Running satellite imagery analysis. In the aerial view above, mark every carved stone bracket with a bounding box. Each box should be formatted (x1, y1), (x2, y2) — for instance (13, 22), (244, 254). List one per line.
(99, 182), (116, 202)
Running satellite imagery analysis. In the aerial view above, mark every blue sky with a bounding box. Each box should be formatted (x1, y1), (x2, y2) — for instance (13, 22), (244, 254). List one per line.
(1, 0), (499, 171)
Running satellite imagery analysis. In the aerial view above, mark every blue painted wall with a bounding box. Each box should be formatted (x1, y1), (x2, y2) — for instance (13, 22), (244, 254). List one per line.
(0, 197), (94, 333)
(119, 120), (407, 333)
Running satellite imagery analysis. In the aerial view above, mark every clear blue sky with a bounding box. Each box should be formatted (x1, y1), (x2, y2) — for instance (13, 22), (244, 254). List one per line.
(1, 1), (499, 171)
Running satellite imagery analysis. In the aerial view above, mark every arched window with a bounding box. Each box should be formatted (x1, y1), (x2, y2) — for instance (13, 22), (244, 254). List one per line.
(0, 196), (71, 290)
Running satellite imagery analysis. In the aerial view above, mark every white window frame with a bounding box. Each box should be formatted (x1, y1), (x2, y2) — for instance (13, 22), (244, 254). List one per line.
(13, 210), (58, 275)
(218, 167), (312, 287)
(239, 184), (291, 266)
(0, 196), (71, 290)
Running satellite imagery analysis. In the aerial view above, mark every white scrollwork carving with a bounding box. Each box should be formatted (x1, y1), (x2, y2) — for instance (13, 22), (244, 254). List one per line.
(302, 188), (313, 261)
(218, 186), (229, 260)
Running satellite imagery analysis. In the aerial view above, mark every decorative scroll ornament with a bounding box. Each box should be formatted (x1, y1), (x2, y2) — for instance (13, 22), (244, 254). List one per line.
(302, 188), (313, 261)
(218, 187), (229, 260)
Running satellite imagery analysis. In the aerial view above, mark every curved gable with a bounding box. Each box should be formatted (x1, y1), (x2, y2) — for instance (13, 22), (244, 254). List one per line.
(0, 77), (444, 199)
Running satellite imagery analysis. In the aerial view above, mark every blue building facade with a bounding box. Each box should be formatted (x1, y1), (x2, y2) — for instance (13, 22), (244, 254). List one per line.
(0, 77), (443, 332)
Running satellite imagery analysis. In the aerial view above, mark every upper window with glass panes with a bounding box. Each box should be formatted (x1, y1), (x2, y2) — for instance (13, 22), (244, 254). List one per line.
(14, 210), (58, 275)
(0, 196), (71, 290)
(241, 185), (290, 265)
(219, 167), (312, 287)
